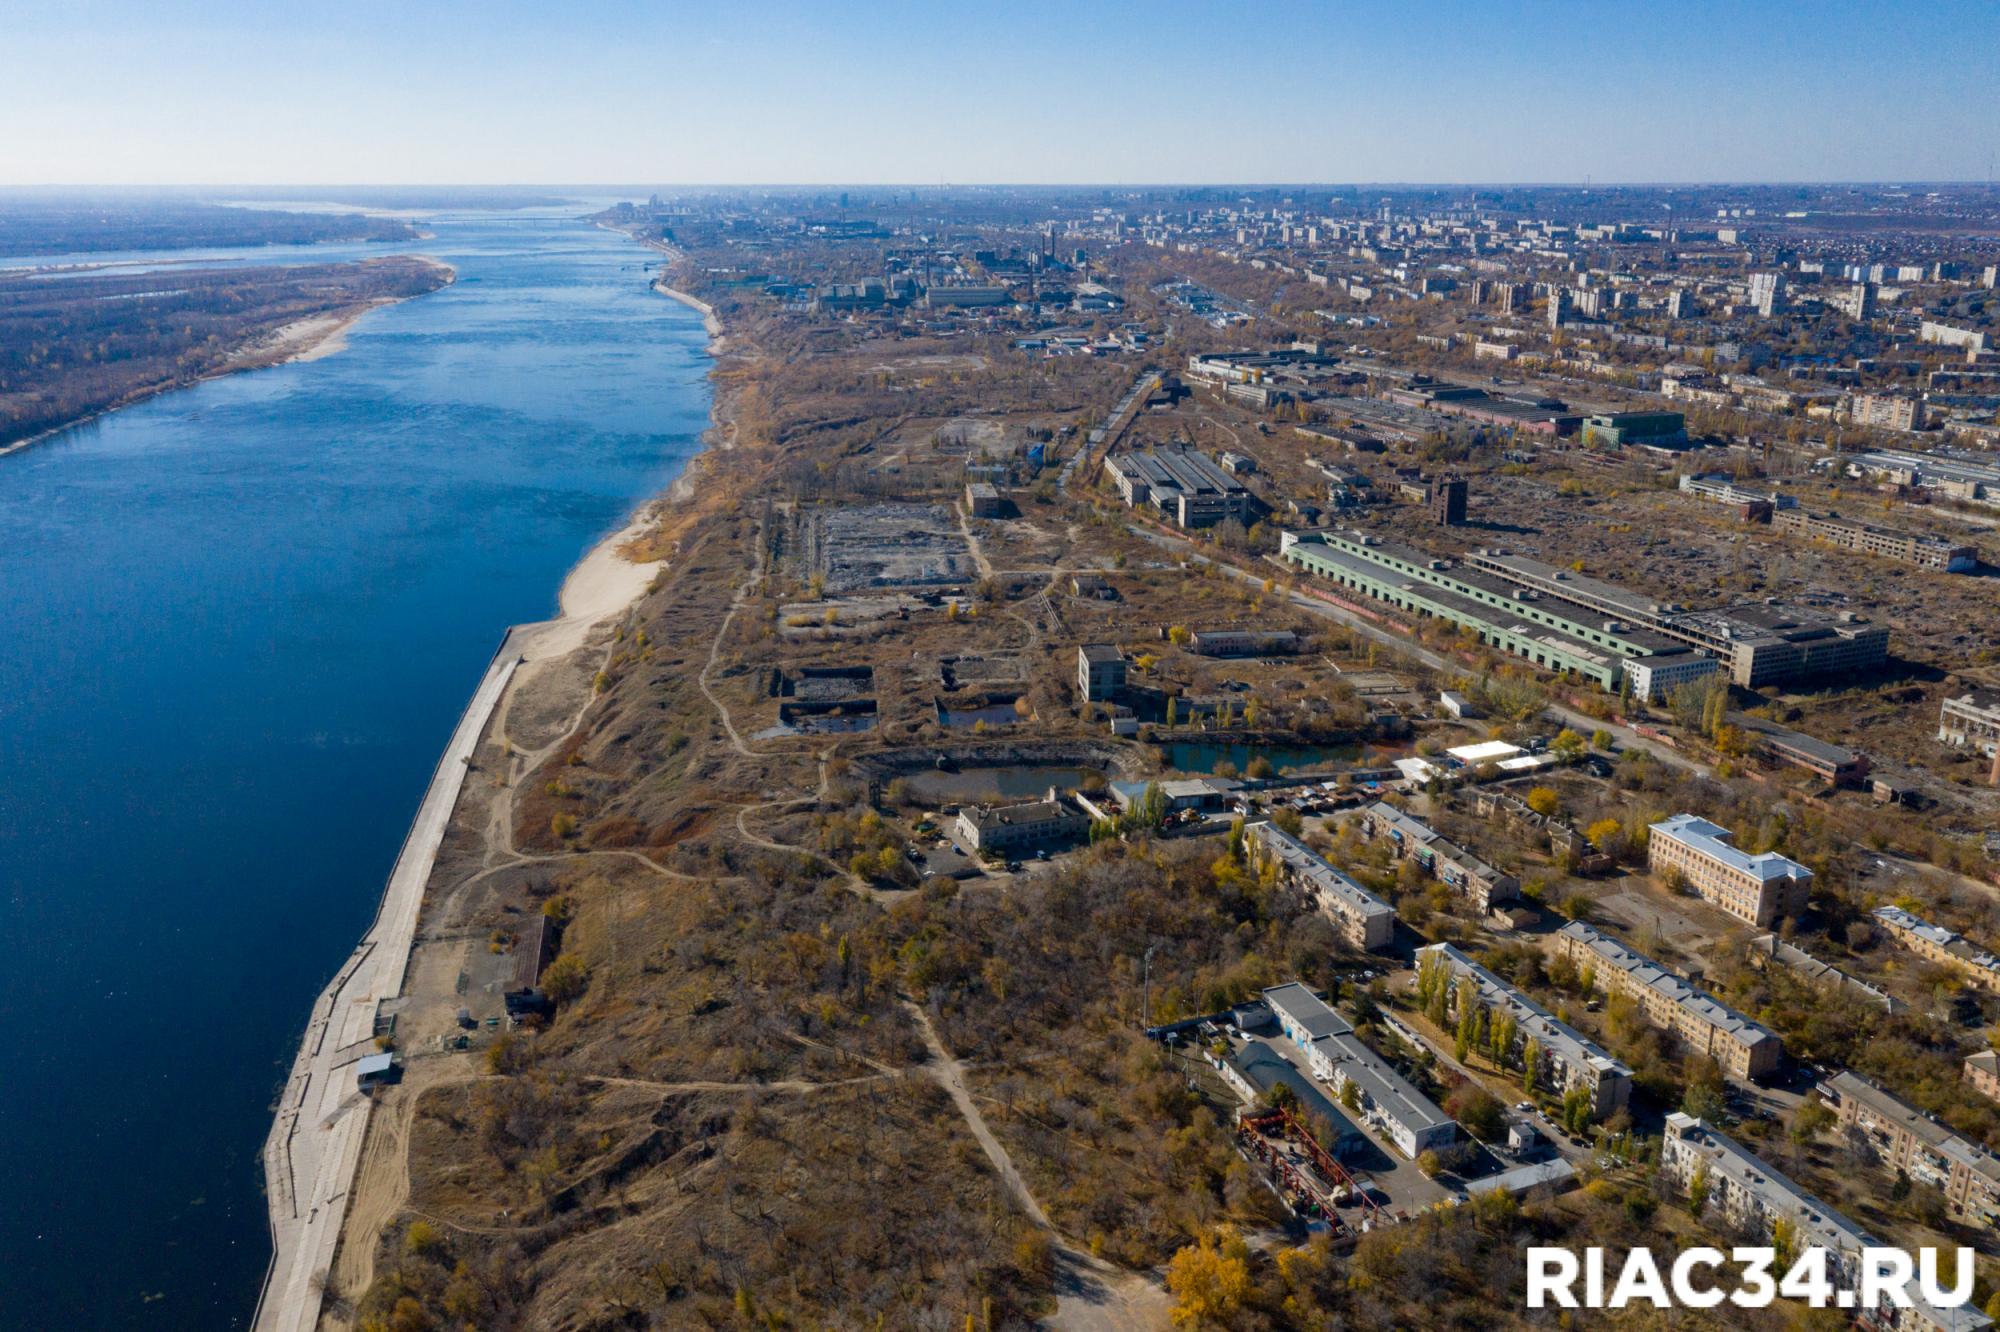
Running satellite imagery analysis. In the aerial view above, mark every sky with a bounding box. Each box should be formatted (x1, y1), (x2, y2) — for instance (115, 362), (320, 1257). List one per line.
(3, 0), (1996, 187)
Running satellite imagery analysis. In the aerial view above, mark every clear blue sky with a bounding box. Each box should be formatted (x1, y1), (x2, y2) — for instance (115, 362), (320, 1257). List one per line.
(4, 0), (1995, 186)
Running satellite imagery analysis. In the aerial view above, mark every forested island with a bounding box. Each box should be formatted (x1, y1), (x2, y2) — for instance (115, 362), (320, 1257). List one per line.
(0, 200), (419, 257)
(0, 255), (452, 448)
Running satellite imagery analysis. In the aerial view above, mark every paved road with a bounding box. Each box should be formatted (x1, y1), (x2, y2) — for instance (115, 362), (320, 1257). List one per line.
(254, 628), (534, 1332)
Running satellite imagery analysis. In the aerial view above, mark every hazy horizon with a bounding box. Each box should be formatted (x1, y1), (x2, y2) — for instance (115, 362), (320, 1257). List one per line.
(5, 0), (1997, 188)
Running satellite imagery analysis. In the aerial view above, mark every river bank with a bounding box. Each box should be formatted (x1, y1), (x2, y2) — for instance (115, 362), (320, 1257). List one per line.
(254, 238), (719, 1332)
(0, 257), (455, 460)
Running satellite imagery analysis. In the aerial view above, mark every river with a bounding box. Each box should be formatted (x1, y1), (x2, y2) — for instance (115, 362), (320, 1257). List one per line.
(0, 209), (711, 1329)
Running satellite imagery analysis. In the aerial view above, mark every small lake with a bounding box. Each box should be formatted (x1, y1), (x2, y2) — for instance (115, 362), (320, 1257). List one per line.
(901, 764), (1096, 804)
(938, 702), (1026, 729)
(1159, 740), (1399, 775)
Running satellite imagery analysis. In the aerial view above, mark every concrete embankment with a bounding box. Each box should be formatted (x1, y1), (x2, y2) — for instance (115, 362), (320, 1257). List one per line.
(651, 277), (722, 339)
(254, 639), (520, 1332)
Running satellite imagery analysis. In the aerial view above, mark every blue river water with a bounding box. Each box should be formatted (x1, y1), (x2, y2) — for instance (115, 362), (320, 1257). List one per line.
(0, 210), (711, 1328)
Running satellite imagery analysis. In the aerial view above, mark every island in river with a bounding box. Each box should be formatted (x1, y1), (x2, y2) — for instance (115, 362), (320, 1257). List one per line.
(0, 254), (454, 451)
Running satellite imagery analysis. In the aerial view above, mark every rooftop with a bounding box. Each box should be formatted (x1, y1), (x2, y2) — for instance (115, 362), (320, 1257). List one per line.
(1650, 814), (1813, 884)
(1560, 923), (1780, 1053)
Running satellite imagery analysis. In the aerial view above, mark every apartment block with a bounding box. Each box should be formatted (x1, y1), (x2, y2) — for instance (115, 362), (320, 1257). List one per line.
(1825, 1072), (2000, 1227)
(1247, 822), (1396, 952)
(1357, 800), (1519, 911)
(1419, 942), (1633, 1117)
(1850, 392), (1925, 432)
(1967, 1051), (2000, 1105)
(1557, 923), (1782, 1082)
(1647, 814), (1812, 927)
(1662, 1114), (1989, 1332)
(1872, 906), (2000, 993)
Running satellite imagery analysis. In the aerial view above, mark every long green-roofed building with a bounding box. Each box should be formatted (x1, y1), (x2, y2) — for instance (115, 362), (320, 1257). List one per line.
(1279, 528), (1719, 700)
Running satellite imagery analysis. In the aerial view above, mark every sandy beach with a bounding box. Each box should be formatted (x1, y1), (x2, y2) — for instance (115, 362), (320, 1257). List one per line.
(0, 258), (455, 461)
(254, 244), (713, 1332)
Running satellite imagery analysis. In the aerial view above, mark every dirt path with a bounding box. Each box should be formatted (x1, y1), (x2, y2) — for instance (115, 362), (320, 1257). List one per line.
(904, 1002), (1170, 1330)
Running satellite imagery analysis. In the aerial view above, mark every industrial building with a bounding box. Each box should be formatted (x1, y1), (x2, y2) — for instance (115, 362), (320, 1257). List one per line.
(1262, 982), (1458, 1159)
(1461, 548), (1889, 687)
(1356, 801), (1519, 911)
(1103, 449), (1254, 528)
(1580, 411), (1688, 450)
(1661, 1115), (1990, 1332)
(1939, 690), (2000, 757)
(1872, 906), (2000, 993)
(953, 793), (1089, 855)
(1724, 711), (1870, 786)
(1846, 449), (2000, 509)
(1772, 507), (1976, 572)
(1647, 814), (1812, 927)
(1076, 644), (1126, 701)
(1824, 1072), (2000, 1227)
(1678, 472), (1795, 516)
(1556, 923), (1782, 1082)
(1185, 628), (1300, 657)
(1418, 943), (1633, 1117)
(1278, 529), (1719, 700)
(1247, 822), (1396, 952)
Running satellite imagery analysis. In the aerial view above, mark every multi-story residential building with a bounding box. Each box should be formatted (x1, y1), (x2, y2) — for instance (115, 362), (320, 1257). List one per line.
(1647, 814), (1812, 927)
(1922, 321), (1990, 355)
(1748, 934), (1901, 1013)
(1418, 942), (1633, 1117)
(1824, 1072), (2000, 1226)
(1939, 690), (2000, 758)
(1662, 1114), (1990, 1332)
(1829, 282), (1876, 321)
(1557, 923), (1782, 1082)
(1248, 822), (1395, 951)
(1076, 644), (1125, 701)
(954, 793), (1089, 855)
(1967, 1051), (2000, 1104)
(1872, 906), (2000, 993)
(1772, 507), (1976, 572)
(1357, 801), (1519, 911)
(1850, 391), (1926, 432)
(1103, 449), (1254, 528)
(1262, 982), (1457, 1159)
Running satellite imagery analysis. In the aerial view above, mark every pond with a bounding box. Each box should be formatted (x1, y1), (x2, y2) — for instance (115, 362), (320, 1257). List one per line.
(1158, 740), (1402, 776)
(901, 764), (1098, 804)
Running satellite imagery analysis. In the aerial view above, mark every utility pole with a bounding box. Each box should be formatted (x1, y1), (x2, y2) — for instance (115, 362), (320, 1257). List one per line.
(1142, 943), (1160, 1028)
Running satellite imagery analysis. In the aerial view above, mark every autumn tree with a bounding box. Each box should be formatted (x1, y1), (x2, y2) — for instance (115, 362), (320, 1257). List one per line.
(1165, 1226), (1251, 1327)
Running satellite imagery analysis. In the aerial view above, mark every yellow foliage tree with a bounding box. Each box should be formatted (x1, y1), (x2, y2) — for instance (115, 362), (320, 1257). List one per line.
(1166, 1226), (1251, 1328)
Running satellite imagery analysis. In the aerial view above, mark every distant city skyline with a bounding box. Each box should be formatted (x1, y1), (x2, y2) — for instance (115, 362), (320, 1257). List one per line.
(5, 0), (1998, 187)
